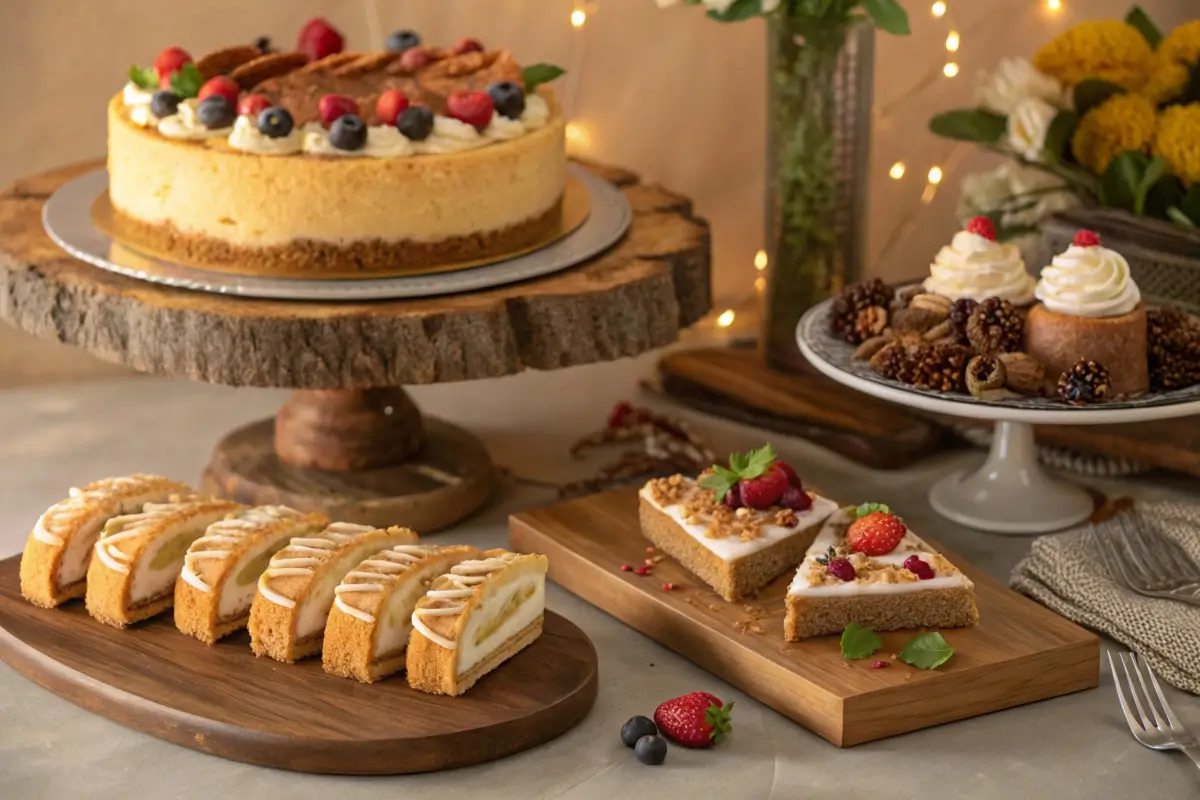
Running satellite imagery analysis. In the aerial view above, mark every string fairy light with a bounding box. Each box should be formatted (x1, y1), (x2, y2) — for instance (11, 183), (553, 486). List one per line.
(1047, 0), (1062, 11)
(717, 309), (736, 328)
(754, 250), (768, 270)
(571, 8), (588, 27)
(945, 31), (960, 52)
(889, 162), (907, 180)
(931, 1), (947, 17)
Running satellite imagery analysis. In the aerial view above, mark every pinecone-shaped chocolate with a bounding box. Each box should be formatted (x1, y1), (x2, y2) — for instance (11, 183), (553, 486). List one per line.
(907, 343), (971, 392)
(966, 354), (1006, 397)
(831, 279), (895, 344)
(1057, 359), (1111, 405)
(967, 297), (1023, 354)
(948, 298), (978, 346)
(869, 342), (908, 379)
(1148, 306), (1200, 390)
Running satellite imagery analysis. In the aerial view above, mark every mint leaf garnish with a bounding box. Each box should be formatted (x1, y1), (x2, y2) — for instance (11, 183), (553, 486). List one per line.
(840, 622), (882, 660)
(854, 502), (891, 519)
(740, 444), (777, 479)
(699, 444), (780, 501)
(698, 465), (739, 501)
(523, 63), (566, 92)
(814, 546), (836, 567)
(899, 632), (955, 670)
(128, 65), (158, 91)
(169, 63), (204, 99)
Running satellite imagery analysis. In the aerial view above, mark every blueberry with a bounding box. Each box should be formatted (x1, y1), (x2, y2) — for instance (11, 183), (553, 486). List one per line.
(196, 96), (236, 129)
(257, 106), (294, 139)
(386, 30), (422, 53)
(396, 106), (434, 141)
(620, 715), (657, 747)
(634, 734), (667, 765)
(150, 90), (181, 119)
(254, 35), (273, 54)
(330, 114), (367, 151)
(487, 81), (526, 120)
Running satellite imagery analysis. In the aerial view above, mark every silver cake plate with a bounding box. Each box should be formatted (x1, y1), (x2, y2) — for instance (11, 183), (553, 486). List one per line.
(41, 165), (631, 301)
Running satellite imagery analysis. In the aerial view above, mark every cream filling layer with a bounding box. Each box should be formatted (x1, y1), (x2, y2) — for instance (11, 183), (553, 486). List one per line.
(93, 509), (231, 604)
(638, 484), (838, 562)
(455, 576), (545, 676)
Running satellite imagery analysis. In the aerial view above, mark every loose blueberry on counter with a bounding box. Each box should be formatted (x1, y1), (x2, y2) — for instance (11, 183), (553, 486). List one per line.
(487, 81), (526, 120)
(150, 90), (181, 119)
(386, 29), (422, 53)
(396, 106), (435, 141)
(330, 114), (367, 151)
(634, 734), (668, 766)
(196, 96), (236, 130)
(253, 35), (273, 54)
(620, 715), (658, 747)
(257, 106), (295, 139)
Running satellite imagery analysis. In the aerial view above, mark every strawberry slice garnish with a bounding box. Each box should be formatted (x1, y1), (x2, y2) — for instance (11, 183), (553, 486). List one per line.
(654, 692), (734, 748)
(845, 503), (907, 556)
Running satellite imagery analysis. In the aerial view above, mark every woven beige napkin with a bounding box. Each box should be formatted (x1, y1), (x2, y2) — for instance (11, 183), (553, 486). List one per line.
(1010, 500), (1200, 694)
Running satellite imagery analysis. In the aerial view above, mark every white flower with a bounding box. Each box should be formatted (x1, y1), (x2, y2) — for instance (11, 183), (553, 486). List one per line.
(958, 162), (1079, 233)
(655, 0), (770, 10)
(976, 58), (1064, 115)
(1006, 97), (1058, 161)
(958, 166), (1013, 222)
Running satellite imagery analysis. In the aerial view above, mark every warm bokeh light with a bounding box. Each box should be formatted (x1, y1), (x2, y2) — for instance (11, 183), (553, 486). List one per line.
(717, 309), (736, 327)
(889, 162), (907, 180)
(754, 276), (766, 292)
(565, 121), (590, 149)
(1047, 0), (1062, 10)
(931, 1), (947, 18)
(754, 250), (768, 270)
(943, 62), (960, 78)
(570, 9), (587, 27)
(928, 166), (944, 184)
(945, 31), (960, 52)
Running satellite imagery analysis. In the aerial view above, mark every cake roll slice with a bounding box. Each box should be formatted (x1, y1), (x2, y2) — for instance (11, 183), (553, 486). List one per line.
(175, 505), (329, 644)
(407, 549), (548, 696)
(20, 475), (193, 608)
(323, 544), (481, 683)
(249, 523), (419, 663)
(85, 498), (245, 628)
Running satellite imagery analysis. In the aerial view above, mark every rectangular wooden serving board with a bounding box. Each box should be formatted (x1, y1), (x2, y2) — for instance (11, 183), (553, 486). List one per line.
(509, 487), (1100, 747)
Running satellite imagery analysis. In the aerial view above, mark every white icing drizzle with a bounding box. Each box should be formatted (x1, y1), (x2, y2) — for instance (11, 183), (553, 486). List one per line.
(92, 501), (190, 575)
(411, 554), (519, 650)
(33, 476), (157, 547)
(180, 506), (305, 592)
(256, 522), (378, 609)
(331, 544), (438, 624)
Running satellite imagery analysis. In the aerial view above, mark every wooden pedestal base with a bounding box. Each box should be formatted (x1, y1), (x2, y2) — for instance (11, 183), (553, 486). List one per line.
(274, 388), (425, 471)
(202, 411), (494, 533)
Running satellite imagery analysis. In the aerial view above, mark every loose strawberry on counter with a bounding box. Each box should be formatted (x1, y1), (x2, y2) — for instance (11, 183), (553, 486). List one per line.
(654, 692), (734, 748)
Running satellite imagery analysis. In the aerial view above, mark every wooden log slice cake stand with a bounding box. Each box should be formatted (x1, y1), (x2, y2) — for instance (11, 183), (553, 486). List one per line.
(0, 160), (711, 531)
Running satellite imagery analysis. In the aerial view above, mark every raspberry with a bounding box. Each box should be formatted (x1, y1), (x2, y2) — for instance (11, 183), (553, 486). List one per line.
(738, 463), (789, 510)
(154, 46), (192, 81)
(607, 400), (634, 428)
(827, 558), (856, 582)
(1072, 229), (1102, 248)
(297, 17), (345, 62)
(723, 483), (744, 509)
(773, 461), (802, 488)
(375, 89), (411, 126)
(445, 89), (494, 130)
(620, 564), (632, 572)
(237, 94), (272, 118)
(198, 76), (239, 105)
(399, 46), (438, 72)
(902, 555), (935, 580)
(318, 94), (359, 128)
(846, 512), (908, 556)
(965, 216), (996, 241)
(779, 486), (813, 512)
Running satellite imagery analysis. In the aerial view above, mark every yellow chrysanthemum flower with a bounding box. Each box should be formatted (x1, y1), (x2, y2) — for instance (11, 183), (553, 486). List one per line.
(1033, 20), (1153, 89)
(1159, 20), (1200, 66)
(1152, 104), (1200, 185)
(1140, 53), (1191, 104)
(1071, 93), (1157, 175)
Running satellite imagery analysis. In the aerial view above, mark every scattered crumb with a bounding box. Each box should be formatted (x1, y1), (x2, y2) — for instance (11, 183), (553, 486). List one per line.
(767, 608), (787, 617)
(650, 555), (666, 564)
(707, 604), (722, 612)
(733, 620), (765, 635)
(620, 564), (632, 572)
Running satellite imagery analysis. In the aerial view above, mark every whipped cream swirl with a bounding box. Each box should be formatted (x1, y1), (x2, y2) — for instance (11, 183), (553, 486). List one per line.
(158, 99), (232, 140)
(227, 116), (303, 155)
(924, 230), (1035, 305)
(1035, 244), (1141, 318)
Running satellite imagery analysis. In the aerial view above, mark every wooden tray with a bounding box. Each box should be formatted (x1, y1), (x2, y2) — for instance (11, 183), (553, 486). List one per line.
(509, 488), (1100, 747)
(0, 556), (598, 774)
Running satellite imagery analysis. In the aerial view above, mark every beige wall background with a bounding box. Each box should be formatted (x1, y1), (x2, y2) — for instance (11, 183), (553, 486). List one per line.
(0, 0), (1194, 386)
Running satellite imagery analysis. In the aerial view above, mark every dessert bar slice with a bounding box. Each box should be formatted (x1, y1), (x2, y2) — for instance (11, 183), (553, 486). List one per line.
(785, 506), (979, 640)
(85, 498), (245, 628)
(407, 549), (548, 696)
(248, 523), (419, 663)
(175, 505), (329, 644)
(323, 544), (480, 683)
(20, 474), (193, 608)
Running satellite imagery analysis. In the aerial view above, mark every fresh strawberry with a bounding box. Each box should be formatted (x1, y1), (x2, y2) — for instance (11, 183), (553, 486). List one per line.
(654, 692), (734, 748)
(399, 46), (438, 72)
(237, 94), (272, 118)
(445, 90), (494, 130)
(318, 94), (359, 127)
(846, 509), (907, 556)
(966, 215), (996, 241)
(297, 17), (345, 62)
(738, 463), (789, 510)
(198, 76), (239, 105)
(374, 89), (411, 126)
(773, 460), (802, 488)
(1073, 229), (1102, 248)
(154, 46), (192, 81)
(451, 37), (485, 55)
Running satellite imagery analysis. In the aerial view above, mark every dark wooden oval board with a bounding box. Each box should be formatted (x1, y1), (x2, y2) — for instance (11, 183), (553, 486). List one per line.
(0, 555), (598, 774)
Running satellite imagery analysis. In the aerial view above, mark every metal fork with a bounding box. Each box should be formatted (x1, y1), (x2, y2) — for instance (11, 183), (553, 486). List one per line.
(1109, 651), (1200, 770)
(1091, 509), (1200, 606)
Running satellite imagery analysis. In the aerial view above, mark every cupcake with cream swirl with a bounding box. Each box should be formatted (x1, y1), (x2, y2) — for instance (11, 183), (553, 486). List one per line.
(924, 217), (1036, 306)
(1025, 230), (1148, 396)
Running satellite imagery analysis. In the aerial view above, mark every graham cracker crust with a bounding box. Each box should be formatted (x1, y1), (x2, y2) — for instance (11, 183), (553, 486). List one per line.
(107, 199), (564, 278)
(407, 614), (544, 696)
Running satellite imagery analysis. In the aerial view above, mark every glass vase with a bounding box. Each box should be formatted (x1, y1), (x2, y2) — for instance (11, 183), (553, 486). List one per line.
(761, 16), (874, 371)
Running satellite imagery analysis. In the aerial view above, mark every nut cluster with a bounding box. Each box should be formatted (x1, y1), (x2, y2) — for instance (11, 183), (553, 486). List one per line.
(1148, 306), (1200, 390)
(831, 279), (895, 344)
(1057, 359), (1112, 405)
(966, 297), (1024, 354)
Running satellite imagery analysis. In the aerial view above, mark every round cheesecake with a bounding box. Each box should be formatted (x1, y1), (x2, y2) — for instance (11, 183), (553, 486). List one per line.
(106, 48), (567, 278)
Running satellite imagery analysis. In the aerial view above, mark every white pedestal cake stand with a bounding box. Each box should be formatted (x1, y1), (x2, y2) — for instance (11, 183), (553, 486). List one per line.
(797, 301), (1200, 535)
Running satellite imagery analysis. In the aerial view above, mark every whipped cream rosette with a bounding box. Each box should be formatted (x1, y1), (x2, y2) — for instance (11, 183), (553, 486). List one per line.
(1034, 234), (1141, 318)
(923, 217), (1036, 305)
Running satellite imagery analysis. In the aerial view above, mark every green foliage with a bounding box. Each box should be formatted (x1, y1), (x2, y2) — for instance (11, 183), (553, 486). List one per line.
(840, 623), (882, 660)
(860, 0), (909, 34)
(853, 502), (891, 518)
(697, 444), (778, 501)
(928, 109), (1008, 144)
(1168, 185), (1200, 227)
(692, 0), (909, 34)
(899, 632), (956, 670)
(169, 63), (204, 99)
(523, 64), (566, 92)
(1042, 110), (1078, 163)
(1072, 79), (1127, 118)
(705, 0), (764, 22)
(128, 65), (158, 91)
(1125, 6), (1162, 48)
(1101, 152), (1177, 218)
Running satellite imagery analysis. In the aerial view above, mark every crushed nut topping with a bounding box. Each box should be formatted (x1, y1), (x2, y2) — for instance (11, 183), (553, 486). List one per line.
(647, 475), (803, 541)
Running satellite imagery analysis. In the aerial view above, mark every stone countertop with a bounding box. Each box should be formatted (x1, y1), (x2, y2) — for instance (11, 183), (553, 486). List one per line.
(0, 355), (1197, 799)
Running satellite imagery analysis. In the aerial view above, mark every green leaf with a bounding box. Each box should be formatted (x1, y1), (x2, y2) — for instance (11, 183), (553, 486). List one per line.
(128, 65), (158, 91)
(698, 466), (739, 502)
(929, 109), (1008, 144)
(706, 0), (764, 22)
(1134, 156), (1168, 216)
(840, 623), (882, 660)
(1042, 110), (1078, 164)
(1100, 150), (1148, 212)
(1124, 6), (1162, 48)
(899, 632), (955, 669)
(523, 63), (566, 92)
(169, 62), (204, 99)
(853, 502), (891, 518)
(1182, 184), (1200, 224)
(1145, 174), (1185, 220)
(860, 0), (910, 35)
(740, 444), (777, 479)
(1167, 207), (1197, 228)
(1073, 79), (1126, 118)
